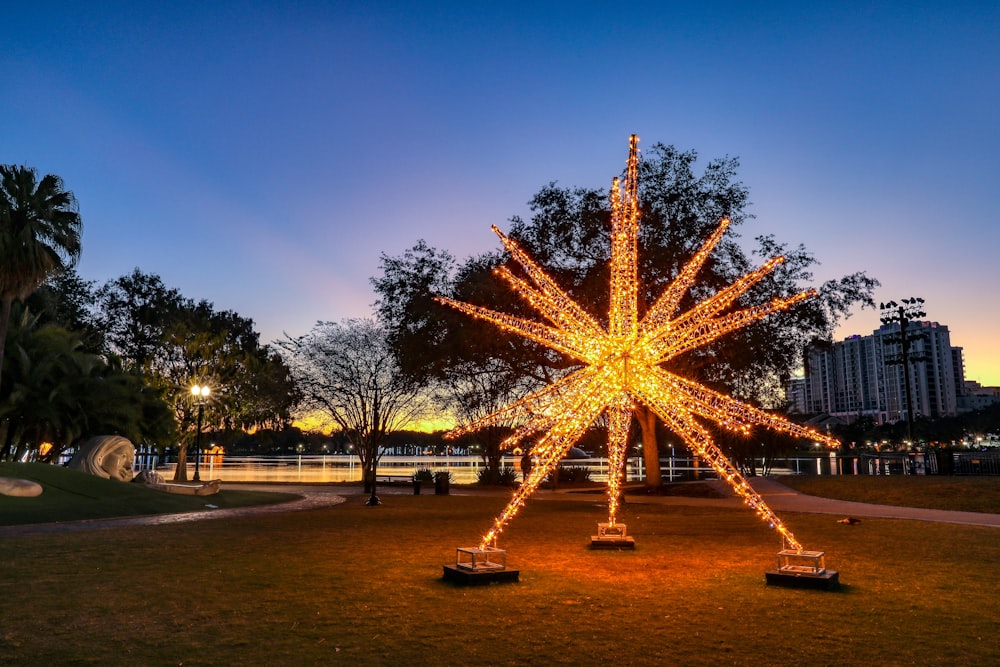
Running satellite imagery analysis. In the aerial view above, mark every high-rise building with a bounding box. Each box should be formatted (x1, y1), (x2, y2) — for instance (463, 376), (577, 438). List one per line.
(791, 321), (965, 424)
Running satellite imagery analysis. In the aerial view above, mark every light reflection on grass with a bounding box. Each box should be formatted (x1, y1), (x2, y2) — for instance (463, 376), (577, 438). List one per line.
(1, 490), (998, 665)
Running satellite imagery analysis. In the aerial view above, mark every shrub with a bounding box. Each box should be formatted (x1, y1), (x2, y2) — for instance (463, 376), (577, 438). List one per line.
(557, 466), (592, 484)
(497, 465), (519, 486)
(413, 468), (435, 482)
(477, 465), (519, 486)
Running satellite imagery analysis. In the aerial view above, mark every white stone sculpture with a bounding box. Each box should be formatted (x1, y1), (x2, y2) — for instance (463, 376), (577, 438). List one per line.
(0, 477), (43, 497)
(67, 435), (136, 482)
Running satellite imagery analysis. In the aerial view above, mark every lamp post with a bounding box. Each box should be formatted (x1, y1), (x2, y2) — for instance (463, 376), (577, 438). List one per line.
(191, 384), (211, 482)
(879, 298), (926, 448)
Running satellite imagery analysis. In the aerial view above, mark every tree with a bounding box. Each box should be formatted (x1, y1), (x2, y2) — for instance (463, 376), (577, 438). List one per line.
(154, 300), (298, 480)
(93, 269), (298, 480)
(374, 141), (878, 488)
(94, 269), (186, 371)
(279, 319), (428, 499)
(0, 165), (82, 393)
(373, 243), (540, 480)
(26, 268), (100, 349)
(0, 303), (176, 462)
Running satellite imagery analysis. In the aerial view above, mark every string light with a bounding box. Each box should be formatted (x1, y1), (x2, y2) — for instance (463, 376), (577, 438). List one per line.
(438, 135), (839, 552)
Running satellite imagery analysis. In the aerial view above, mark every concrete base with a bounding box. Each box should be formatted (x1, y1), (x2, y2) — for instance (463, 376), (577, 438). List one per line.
(765, 569), (840, 590)
(590, 536), (636, 550)
(442, 564), (520, 586)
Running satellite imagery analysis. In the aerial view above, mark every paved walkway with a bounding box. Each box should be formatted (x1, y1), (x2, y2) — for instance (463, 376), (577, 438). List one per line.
(329, 477), (1000, 529)
(0, 484), (347, 537)
(753, 477), (1000, 527)
(616, 476), (1000, 528)
(3, 477), (999, 535)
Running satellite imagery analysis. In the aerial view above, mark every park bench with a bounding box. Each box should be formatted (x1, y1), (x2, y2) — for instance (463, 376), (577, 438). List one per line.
(375, 473), (412, 484)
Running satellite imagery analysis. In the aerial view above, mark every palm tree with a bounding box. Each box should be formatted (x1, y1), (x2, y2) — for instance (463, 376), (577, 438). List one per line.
(0, 165), (82, 391)
(0, 303), (177, 461)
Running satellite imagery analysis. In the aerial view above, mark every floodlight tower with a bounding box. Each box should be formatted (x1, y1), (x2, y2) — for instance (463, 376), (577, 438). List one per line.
(879, 297), (927, 447)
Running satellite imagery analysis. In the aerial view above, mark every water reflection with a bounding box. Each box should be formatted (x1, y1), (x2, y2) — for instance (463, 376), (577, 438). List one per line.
(151, 454), (651, 485)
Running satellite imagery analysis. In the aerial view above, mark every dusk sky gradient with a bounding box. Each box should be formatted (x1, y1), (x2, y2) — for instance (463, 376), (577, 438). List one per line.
(5, 2), (999, 383)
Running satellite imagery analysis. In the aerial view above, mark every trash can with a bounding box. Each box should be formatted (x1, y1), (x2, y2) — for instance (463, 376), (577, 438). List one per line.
(434, 472), (450, 495)
(413, 479), (421, 495)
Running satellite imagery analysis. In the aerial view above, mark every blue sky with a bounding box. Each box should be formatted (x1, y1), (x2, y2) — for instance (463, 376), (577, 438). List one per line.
(4, 1), (999, 383)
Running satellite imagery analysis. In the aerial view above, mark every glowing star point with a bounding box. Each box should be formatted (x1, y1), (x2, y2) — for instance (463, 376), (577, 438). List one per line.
(441, 134), (838, 552)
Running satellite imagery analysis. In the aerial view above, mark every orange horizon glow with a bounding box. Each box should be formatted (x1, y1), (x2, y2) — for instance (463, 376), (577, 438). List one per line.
(291, 412), (454, 436)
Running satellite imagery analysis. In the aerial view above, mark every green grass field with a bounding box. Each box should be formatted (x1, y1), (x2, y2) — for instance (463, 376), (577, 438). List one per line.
(1, 465), (999, 665)
(0, 463), (299, 525)
(781, 473), (1000, 514)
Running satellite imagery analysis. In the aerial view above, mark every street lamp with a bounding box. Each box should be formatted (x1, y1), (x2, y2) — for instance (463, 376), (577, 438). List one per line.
(191, 384), (211, 482)
(879, 298), (927, 447)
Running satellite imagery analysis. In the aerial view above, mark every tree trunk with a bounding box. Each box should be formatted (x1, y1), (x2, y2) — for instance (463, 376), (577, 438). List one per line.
(486, 431), (503, 478)
(472, 426), (503, 484)
(173, 443), (189, 481)
(369, 457), (378, 499)
(636, 406), (662, 489)
(0, 417), (20, 461)
(12, 424), (37, 462)
(0, 296), (12, 394)
(0, 421), (10, 461)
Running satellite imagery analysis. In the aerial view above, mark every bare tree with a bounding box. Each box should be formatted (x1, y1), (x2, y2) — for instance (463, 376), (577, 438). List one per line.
(279, 318), (427, 502)
(435, 357), (539, 480)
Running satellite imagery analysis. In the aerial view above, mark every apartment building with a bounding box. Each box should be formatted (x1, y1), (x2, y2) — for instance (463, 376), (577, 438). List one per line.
(790, 321), (965, 424)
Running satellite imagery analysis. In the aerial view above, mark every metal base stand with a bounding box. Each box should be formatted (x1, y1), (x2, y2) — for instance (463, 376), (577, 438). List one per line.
(590, 522), (636, 550)
(443, 547), (519, 586)
(765, 549), (840, 590)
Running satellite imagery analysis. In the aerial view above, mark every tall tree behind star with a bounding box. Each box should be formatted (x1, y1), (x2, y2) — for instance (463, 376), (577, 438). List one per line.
(374, 141), (878, 488)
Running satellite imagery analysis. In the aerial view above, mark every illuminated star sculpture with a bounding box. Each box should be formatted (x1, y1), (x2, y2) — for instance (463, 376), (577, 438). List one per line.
(438, 135), (839, 552)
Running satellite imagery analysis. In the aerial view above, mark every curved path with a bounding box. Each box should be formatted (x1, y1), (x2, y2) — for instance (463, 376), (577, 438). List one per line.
(618, 476), (1000, 528)
(3, 477), (999, 536)
(748, 476), (1000, 527)
(0, 484), (347, 537)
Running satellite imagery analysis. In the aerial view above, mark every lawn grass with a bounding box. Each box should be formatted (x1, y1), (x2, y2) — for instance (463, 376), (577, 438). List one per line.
(0, 463), (299, 525)
(779, 474), (1000, 514)
(1, 489), (998, 666)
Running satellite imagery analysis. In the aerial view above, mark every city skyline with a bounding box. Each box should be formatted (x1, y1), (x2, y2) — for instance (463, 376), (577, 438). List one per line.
(4, 2), (999, 384)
